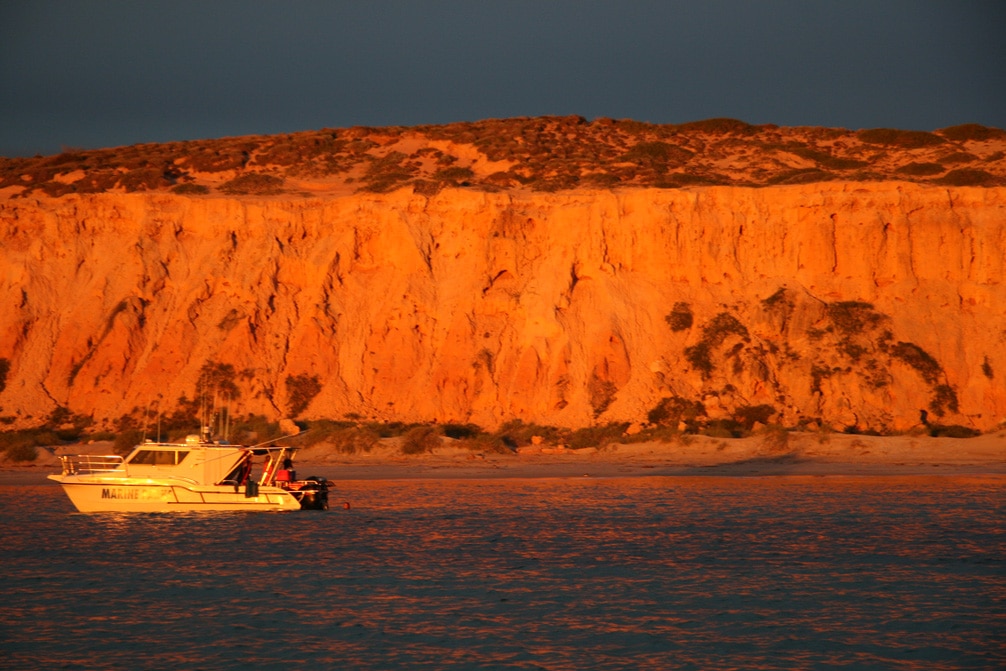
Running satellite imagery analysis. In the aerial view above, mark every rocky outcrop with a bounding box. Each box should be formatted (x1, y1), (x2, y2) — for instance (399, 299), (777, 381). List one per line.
(1, 182), (1004, 432)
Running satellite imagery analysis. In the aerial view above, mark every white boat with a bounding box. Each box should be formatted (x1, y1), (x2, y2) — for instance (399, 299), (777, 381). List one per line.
(48, 432), (331, 513)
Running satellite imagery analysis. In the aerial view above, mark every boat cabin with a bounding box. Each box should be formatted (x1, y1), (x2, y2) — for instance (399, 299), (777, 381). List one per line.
(120, 436), (295, 488)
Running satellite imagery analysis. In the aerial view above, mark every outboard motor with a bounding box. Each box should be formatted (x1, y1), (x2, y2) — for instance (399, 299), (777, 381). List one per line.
(298, 476), (329, 510)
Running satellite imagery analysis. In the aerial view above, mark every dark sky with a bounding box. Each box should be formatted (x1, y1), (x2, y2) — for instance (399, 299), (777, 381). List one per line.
(2, 0), (1004, 157)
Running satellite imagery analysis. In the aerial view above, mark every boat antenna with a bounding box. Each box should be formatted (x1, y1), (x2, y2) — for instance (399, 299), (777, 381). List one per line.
(141, 397), (151, 444)
(222, 393), (231, 442)
(155, 396), (162, 443)
(212, 389), (219, 442)
(200, 391), (211, 443)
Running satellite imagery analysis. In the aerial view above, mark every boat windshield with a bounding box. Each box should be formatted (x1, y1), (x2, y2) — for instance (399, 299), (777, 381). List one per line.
(128, 449), (190, 466)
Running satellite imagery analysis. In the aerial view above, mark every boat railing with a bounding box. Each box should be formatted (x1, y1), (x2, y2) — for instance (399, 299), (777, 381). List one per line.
(59, 454), (124, 476)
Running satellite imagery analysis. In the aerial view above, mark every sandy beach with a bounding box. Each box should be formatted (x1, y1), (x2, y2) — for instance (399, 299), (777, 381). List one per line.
(3, 431), (1003, 486)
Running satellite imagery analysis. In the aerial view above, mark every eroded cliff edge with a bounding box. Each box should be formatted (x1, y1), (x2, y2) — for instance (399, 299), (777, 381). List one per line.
(1, 182), (1004, 432)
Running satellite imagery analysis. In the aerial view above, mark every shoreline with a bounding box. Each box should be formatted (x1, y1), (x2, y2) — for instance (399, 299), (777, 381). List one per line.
(3, 432), (1003, 485)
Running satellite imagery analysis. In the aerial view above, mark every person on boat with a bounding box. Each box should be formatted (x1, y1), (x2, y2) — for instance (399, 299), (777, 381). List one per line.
(275, 457), (296, 486)
(237, 452), (254, 485)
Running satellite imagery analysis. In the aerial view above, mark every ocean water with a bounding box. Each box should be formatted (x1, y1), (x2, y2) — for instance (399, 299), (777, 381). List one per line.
(2, 476), (1003, 670)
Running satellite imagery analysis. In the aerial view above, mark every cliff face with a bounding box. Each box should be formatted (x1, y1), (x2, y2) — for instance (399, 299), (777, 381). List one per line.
(1, 182), (1005, 432)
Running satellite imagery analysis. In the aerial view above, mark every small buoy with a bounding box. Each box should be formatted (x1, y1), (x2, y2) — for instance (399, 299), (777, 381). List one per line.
(343, 501), (351, 510)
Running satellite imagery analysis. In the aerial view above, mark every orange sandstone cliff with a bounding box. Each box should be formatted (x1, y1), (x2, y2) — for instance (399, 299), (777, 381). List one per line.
(1, 118), (1004, 432)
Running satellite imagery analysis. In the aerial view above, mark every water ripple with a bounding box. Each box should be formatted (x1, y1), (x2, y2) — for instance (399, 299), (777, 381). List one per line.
(2, 476), (1003, 670)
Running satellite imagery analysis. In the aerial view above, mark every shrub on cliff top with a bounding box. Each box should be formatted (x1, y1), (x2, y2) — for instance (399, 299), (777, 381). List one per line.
(118, 167), (172, 192)
(936, 169), (998, 186)
(657, 171), (729, 187)
(432, 166), (474, 184)
(857, 128), (946, 149)
(765, 168), (836, 185)
(411, 179), (443, 196)
(676, 118), (759, 135)
(784, 146), (867, 171)
(936, 124), (1006, 142)
(219, 173), (285, 195)
(172, 183), (210, 195)
(181, 143), (255, 173)
(360, 151), (418, 193)
(939, 152), (979, 164)
(622, 141), (694, 171)
(895, 162), (944, 176)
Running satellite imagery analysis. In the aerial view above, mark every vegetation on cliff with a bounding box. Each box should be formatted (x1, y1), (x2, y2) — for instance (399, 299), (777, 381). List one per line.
(1, 117), (1003, 198)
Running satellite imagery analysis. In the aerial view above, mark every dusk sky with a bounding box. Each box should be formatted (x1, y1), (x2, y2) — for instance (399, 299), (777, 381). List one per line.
(2, 1), (1004, 157)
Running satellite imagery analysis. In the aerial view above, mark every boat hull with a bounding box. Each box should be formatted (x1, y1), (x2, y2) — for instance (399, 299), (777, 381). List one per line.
(48, 476), (301, 513)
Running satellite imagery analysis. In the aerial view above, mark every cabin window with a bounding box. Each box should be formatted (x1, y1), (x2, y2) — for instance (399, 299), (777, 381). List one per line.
(129, 450), (190, 465)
